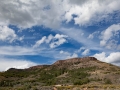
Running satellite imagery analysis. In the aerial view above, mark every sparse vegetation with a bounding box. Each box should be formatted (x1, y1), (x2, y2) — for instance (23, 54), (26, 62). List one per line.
(0, 57), (120, 89)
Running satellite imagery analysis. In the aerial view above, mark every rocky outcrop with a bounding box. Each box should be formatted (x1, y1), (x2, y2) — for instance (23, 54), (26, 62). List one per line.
(53, 57), (97, 65)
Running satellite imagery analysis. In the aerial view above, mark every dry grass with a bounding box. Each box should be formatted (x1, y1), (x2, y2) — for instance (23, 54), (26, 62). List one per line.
(55, 85), (120, 90)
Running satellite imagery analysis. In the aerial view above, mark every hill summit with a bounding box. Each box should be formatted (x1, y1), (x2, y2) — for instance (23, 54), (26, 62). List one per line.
(53, 57), (97, 65)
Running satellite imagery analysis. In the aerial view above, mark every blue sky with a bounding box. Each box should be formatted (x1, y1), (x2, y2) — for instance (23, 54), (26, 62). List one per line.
(0, 0), (120, 71)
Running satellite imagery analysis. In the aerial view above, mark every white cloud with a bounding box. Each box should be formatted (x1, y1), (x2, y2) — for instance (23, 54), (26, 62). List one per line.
(60, 50), (70, 55)
(33, 36), (47, 48)
(100, 23), (120, 50)
(93, 52), (106, 62)
(60, 50), (78, 59)
(50, 34), (68, 48)
(93, 52), (120, 66)
(68, 0), (89, 6)
(0, 0), (119, 29)
(65, 0), (120, 26)
(82, 49), (90, 56)
(0, 25), (25, 42)
(0, 25), (17, 42)
(46, 34), (53, 43)
(0, 0), (67, 29)
(0, 58), (37, 71)
(34, 34), (68, 48)
(105, 52), (120, 63)
(76, 47), (90, 56)
(67, 53), (78, 58)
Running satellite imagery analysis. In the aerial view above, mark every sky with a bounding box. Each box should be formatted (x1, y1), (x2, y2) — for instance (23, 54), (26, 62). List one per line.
(0, 0), (120, 71)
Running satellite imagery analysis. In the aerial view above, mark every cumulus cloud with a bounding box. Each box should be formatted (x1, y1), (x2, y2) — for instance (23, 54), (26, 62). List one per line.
(0, 0), (119, 28)
(0, 25), (17, 42)
(65, 0), (120, 26)
(100, 23), (120, 50)
(0, 25), (25, 42)
(50, 34), (68, 48)
(0, 58), (37, 71)
(93, 52), (120, 66)
(0, 0), (67, 29)
(93, 52), (106, 62)
(34, 34), (68, 48)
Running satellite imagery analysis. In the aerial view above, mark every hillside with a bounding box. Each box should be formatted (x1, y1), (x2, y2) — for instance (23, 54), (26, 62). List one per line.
(0, 57), (120, 90)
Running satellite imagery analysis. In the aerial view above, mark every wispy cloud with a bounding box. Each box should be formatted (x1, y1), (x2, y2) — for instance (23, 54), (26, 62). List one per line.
(88, 31), (100, 39)
(60, 27), (101, 51)
(0, 46), (39, 55)
(82, 49), (90, 56)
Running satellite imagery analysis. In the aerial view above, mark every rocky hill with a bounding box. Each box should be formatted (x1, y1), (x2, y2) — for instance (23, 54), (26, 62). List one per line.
(0, 57), (120, 90)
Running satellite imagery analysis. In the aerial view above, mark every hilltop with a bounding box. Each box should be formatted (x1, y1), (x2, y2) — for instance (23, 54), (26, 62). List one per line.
(0, 57), (120, 90)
